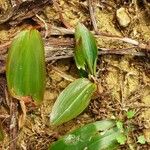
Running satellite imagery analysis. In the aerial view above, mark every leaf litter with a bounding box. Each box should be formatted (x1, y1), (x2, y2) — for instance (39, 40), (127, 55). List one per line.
(0, 0), (150, 149)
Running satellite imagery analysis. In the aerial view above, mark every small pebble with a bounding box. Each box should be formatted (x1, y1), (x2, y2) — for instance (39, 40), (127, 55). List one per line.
(116, 7), (131, 27)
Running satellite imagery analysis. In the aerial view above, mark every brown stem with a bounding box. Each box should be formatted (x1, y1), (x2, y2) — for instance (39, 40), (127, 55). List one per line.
(9, 97), (19, 150)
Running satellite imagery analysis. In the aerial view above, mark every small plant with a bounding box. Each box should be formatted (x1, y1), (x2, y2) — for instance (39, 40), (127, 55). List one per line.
(50, 23), (98, 126)
(115, 111), (148, 147)
(49, 23), (129, 149)
(6, 29), (46, 128)
(126, 110), (135, 119)
(137, 135), (146, 144)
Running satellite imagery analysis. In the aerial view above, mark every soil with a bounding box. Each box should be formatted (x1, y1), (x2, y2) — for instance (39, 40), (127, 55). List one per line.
(0, 0), (150, 150)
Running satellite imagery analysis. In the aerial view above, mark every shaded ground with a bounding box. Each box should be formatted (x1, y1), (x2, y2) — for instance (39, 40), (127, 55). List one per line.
(0, 0), (150, 149)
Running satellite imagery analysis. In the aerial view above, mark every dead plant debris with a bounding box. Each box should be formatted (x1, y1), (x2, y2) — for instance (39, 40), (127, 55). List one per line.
(0, 0), (150, 150)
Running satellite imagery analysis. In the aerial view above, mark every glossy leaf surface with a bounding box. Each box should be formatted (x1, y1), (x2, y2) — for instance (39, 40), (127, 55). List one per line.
(50, 78), (96, 126)
(49, 120), (121, 150)
(74, 23), (98, 76)
(6, 29), (46, 103)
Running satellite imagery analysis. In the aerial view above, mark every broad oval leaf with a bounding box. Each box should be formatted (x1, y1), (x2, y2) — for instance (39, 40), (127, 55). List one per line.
(6, 29), (46, 103)
(50, 78), (96, 126)
(49, 120), (122, 150)
(75, 23), (98, 76)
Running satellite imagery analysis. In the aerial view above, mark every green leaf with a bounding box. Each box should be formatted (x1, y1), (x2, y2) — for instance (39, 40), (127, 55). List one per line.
(116, 134), (127, 145)
(49, 120), (122, 150)
(137, 135), (146, 144)
(50, 78), (96, 126)
(6, 29), (46, 103)
(74, 23), (98, 76)
(78, 69), (88, 78)
(126, 110), (135, 119)
(116, 121), (124, 132)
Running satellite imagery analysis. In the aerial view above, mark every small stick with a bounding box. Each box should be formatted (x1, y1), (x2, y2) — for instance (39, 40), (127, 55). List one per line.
(0, 45), (146, 74)
(9, 97), (19, 150)
(52, 66), (76, 81)
(52, 0), (72, 28)
(0, 114), (10, 119)
(35, 14), (48, 38)
(42, 26), (150, 51)
(45, 46), (146, 61)
(0, 25), (149, 51)
(47, 26), (75, 35)
(87, 0), (98, 34)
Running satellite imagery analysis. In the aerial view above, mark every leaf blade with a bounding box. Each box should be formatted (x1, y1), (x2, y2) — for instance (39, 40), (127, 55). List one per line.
(49, 120), (121, 150)
(6, 29), (46, 103)
(74, 23), (98, 76)
(50, 78), (96, 126)
(87, 128), (120, 150)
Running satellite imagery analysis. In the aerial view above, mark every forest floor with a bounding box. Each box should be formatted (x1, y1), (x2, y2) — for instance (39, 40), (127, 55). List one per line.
(0, 0), (150, 149)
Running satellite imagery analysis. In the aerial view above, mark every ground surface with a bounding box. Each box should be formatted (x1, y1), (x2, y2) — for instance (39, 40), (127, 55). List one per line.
(0, 0), (150, 150)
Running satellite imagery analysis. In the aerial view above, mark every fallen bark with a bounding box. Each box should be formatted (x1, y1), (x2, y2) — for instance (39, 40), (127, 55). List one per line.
(0, 0), (51, 25)
(0, 36), (147, 74)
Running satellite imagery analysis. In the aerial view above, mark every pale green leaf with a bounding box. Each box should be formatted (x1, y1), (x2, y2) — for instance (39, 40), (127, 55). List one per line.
(49, 120), (122, 150)
(116, 121), (124, 132)
(50, 78), (96, 126)
(116, 134), (127, 145)
(137, 135), (146, 144)
(6, 29), (46, 103)
(74, 23), (98, 76)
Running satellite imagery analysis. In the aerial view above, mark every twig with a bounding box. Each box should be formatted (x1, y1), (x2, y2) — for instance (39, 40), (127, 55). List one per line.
(35, 14), (48, 38)
(0, 114), (10, 119)
(42, 26), (150, 51)
(51, 66), (76, 81)
(87, 0), (98, 33)
(47, 48), (146, 61)
(0, 25), (150, 51)
(0, 41), (147, 74)
(125, 105), (150, 109)
(99, 48), (146, 56)
(0, 0), (50, 25)
(52, 0), (72, 28)
(47, 26), (74, 35)
(9, 97), (19, 150)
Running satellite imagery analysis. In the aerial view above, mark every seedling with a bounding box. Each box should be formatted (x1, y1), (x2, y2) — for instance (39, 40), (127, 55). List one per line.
(126, 110), (135, 119)
(6, 29), (46, 128)
(49, 24), (146, 149)
(50, 23), (98, 126)
(137, 135), (146, 144)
